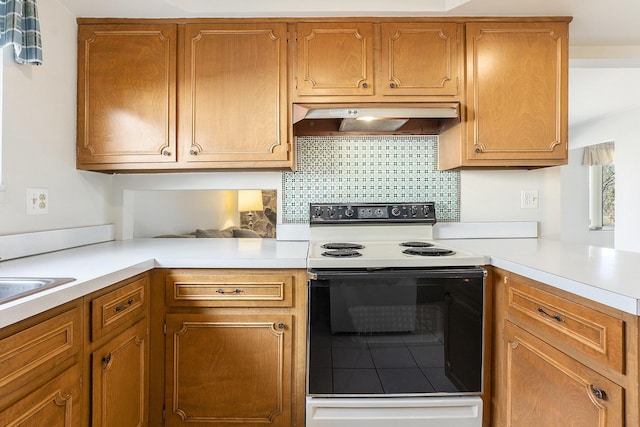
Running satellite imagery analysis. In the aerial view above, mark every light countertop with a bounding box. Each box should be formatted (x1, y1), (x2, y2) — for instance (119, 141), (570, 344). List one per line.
(0, 238), (308, 328)
(444, 238), (640, 315)
(2, 236), (640, 330)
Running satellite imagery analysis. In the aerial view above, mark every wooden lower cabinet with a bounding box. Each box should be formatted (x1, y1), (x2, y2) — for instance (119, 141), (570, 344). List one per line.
(91, 319), (149, 427)
(0, 363), (82, 427)
(165, 313), (293, 427)
(491, 267), (637, 426)
(503, 321), (623, 426)
(84, 273), (150, 427)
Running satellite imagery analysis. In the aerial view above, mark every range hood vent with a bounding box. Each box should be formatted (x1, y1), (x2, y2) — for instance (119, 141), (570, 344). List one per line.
(293, 103), (460, 136)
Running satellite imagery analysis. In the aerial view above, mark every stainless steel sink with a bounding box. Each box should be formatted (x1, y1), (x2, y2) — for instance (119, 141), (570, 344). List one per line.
(0, 277), (75, 304)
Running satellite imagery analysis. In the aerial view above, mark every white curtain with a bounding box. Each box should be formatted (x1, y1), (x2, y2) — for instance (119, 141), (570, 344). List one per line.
(582, 141), (615, 166)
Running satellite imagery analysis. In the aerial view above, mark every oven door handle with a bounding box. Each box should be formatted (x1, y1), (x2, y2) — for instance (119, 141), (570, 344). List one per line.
(308, 267), (486, 282)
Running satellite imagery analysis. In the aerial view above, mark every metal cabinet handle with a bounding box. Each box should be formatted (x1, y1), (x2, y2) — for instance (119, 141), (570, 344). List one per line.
(475, 147), (482, 154)
(162, 149), (171, 156)
(277, 322), (285, 330)
(215, 288), (244, 294)
(114, 298), (134, 313)
(362, 82), (369, 89)
(102, 353), (112, 368)
(189, 147), (199, 156)
(591, 385), (607, 400)
(389, 82), (396, 88)
(536, 306), (564, 323)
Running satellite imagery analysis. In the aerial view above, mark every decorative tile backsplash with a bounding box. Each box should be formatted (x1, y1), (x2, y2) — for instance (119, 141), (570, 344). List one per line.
(282, 135), (460, 223)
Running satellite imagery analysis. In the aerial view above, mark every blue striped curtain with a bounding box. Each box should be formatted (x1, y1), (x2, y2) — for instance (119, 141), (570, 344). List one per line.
(0, 0), (43, 65)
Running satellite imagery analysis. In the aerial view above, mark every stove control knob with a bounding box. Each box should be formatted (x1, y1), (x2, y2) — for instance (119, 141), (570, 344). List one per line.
(344, 207), (355, 218)
(409, 206), (418, 217)
(391, 207), (401, 217)
(314, 207), (323, 218)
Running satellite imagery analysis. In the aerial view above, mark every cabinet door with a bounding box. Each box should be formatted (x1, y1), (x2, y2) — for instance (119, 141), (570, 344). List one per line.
(165, 313), (292, 427)
(0, 363), (81, 427)
(77, 24), (177, 167)
(181, 23), (290, 167)
(504, 321), (623, 427)
(465, 22), (568, 164)
(380, 23), (461, 96)
(296, 22), (374, 96)
(92, 320), (149, 427)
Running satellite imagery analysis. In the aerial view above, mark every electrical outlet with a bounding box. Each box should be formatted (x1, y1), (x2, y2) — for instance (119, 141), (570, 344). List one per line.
(26, 188), (48, 215)
(520, 189), (539, 209)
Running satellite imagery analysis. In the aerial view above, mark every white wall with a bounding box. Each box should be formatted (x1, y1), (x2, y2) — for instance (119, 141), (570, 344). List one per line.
(460, 167), (562, 240)
(0, 0), (111, 235)
(111, 172), (282, 239)
(569, 106), (640, 253)
(131, 190), (237, 238)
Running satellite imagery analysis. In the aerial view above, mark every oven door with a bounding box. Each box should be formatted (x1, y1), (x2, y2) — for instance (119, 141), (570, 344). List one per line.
(307, 267), (486, 397)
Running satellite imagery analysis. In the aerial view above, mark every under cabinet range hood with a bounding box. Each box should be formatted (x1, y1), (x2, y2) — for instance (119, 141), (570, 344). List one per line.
(292, 103), (460, 136)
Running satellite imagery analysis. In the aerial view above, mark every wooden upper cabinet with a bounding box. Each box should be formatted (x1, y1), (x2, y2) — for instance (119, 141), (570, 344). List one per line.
(296, 23), (374, 96)
(440, 21), (569, 169)
(379, 22), (460, 96)
(77, 24), (177, 168)
(181, 23), (291, 168)
(295, 21), (461, 100)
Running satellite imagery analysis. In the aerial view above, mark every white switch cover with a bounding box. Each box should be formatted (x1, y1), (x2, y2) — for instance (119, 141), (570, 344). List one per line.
(520, 189), (539, 209)
(26, 188), (48, 215)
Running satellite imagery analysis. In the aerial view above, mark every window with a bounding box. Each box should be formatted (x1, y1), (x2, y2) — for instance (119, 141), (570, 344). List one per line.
(584, 142), (615, 230)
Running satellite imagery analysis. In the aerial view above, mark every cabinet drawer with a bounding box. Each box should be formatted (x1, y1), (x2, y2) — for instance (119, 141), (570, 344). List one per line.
(91, 275), (147, 340)
(166, 272), (293, 307)
(0, 306), (81, 404)
(505, 276), (624, 373)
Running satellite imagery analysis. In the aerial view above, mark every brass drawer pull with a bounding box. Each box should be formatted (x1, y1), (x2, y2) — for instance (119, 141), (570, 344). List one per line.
(536, 306), (564, 323)
(215, 288), (244, 294)
(114, 298), (134, 313)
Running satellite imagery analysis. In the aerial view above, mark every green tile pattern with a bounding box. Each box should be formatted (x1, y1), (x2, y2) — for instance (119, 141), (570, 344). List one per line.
(282, 136), (460, 223)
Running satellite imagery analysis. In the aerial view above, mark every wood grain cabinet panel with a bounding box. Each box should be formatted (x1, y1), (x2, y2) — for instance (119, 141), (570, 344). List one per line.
(91, 275), (147, 340)
(466, 22), (567, 162)
(0, 363), (82, 427)
(0, 306), (81, 407)
(296, 22), (374, 96)
(295, 21), (461, 100)
(84, 273), (150, 427)
(165, 272), (293, 307)
(439, 19), (570, 169)
(505, 275), (624, 373)
(379, 22), (460, 96)
(504, 321), (623, 427)
(181, 23), (291, 168)
(491, 267), (638, 427)
(77, 24), (177, 168)
(91, 319), (149, 427)
(165, 313), (292, 427)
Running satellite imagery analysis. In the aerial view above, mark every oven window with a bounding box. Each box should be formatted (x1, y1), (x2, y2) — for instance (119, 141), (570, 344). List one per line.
(307, 270), (484, 396)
